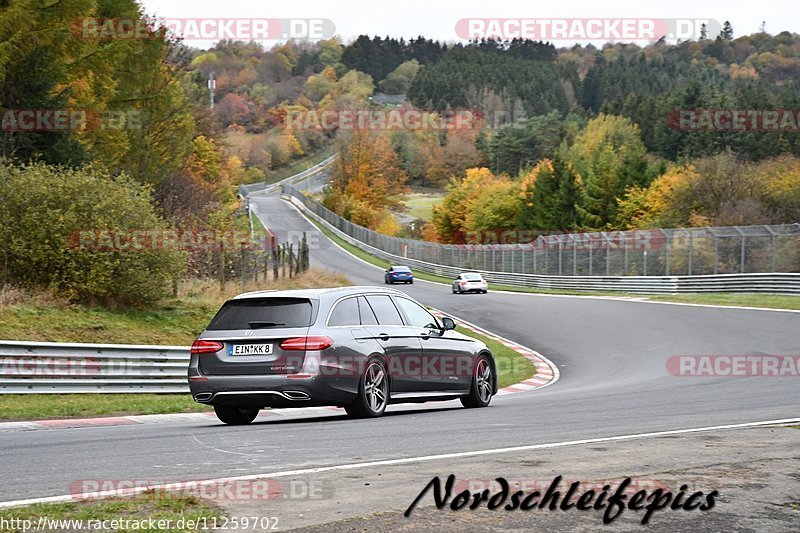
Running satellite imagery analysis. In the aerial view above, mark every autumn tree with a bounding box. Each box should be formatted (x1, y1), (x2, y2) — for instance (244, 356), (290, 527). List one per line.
(323, 130), (408, 234)
(430, 168), (513, 243)
(515, 157), (581, 232)
(380, 60), (421, 94)
(564, 114), (657, 229)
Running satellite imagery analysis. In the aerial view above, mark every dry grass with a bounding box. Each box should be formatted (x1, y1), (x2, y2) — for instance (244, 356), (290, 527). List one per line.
(175, 268), (351, 307)
(0, 285), (71, 309)
(0, 269), (352, 345)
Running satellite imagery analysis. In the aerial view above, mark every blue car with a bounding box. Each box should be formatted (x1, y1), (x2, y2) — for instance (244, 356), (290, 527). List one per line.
(384, 265), (413, 284)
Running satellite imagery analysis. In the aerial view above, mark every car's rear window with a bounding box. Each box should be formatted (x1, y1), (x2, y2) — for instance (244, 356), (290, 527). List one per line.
(206, 298), (313, 330)
(328, 297), (360, 327)
(464, 273), (482, 280)
(392, 266), (411, 272)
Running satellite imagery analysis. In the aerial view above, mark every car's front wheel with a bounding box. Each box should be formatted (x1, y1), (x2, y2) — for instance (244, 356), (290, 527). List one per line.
(214, 405), (259, 425)
(461, 355), (493, 408)
(345, 359), (389, 418)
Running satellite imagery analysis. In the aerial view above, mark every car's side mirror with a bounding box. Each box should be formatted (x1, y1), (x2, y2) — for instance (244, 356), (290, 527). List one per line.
(441, 317), (456, 330)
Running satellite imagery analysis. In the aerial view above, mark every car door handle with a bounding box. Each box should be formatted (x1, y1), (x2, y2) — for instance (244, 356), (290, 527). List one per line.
(378, 333), (390, 341)
(419, 333), (430, 340)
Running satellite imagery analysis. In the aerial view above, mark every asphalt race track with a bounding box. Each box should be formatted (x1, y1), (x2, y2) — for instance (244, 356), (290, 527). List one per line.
(2, 189), (799, 509)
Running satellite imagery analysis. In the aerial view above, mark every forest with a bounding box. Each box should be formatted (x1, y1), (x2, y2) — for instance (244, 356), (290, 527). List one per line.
(2, 2), (799, 304)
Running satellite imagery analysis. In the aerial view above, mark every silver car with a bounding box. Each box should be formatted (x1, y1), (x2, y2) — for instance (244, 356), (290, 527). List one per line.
(189, 286), (497, 425)
(452, 272), (489, 294)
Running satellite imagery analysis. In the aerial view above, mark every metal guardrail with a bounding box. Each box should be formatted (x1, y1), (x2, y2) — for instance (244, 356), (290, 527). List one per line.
(285, 190), (800, 295)
(0, 341), (189, 393)
(238, 154), (338, 198)
(284, 175), (800, 278)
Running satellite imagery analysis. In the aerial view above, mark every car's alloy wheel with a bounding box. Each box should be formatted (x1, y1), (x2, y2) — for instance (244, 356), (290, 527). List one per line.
(345, 360), (389, 418)
(214, 405), (259, 425)
(461, 356), (493, 408)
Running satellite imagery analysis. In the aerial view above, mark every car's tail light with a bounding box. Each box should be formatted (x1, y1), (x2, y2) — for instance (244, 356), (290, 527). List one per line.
(280, 336), (333, 351)
(191, 340), (223, 354)
(460, 281), (467, 285)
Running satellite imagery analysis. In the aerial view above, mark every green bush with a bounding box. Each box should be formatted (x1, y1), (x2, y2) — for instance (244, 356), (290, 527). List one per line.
(1, 162), (185, 305)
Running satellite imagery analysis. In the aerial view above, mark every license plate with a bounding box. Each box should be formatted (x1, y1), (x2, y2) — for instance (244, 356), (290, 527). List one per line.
(229, 343), (273, 356)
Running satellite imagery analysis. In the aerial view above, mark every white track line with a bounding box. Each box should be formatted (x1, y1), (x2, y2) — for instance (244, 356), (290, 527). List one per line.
(2, 417), (798, 509)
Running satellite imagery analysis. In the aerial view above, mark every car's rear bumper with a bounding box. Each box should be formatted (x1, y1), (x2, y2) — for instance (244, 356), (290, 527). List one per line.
(459, 285), (488, 292)
(188, 372), (359, 408)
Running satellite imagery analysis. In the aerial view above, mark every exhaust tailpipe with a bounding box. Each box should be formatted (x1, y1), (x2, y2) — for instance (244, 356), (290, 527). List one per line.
(282, 390), (310, 401)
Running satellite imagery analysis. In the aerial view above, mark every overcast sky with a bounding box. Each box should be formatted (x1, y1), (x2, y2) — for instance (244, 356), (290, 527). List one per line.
(139, 0), (799, 49)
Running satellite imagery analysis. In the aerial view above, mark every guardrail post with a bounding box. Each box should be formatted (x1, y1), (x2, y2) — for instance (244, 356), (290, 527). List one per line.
(254, 246), (259, 283)
(218, 240), (225, 292)
(713, 233), (718, 275)
(770, 231), (777, 272)
(545, 243), (549, 275)
(271, 236), (278, 280)
(740, 235), (746, 273)
(558, 239), (563, 276)
(624, 235), (629, 275)
(240, 243), (246, 287)
(572, 236), (577, 276)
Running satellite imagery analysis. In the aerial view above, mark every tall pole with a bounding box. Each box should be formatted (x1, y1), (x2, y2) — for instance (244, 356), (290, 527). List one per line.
(208, 72), (216, 111)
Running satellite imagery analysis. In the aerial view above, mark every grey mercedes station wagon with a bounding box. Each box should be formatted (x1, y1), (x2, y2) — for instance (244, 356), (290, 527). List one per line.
(189, 286), (497, 425)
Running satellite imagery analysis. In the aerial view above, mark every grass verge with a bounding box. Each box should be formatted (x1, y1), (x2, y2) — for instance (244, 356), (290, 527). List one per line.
(0, 394), (211, 422)
(304, 211), (800, 311)
(399, 190), (446, 220)
(0, 492), (223, 533)
(645, 293), (800, 310)
(455, 326), (535, 388)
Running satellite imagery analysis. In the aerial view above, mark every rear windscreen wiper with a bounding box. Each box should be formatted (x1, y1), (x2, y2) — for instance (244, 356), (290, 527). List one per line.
(248, 321), (286, 328)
